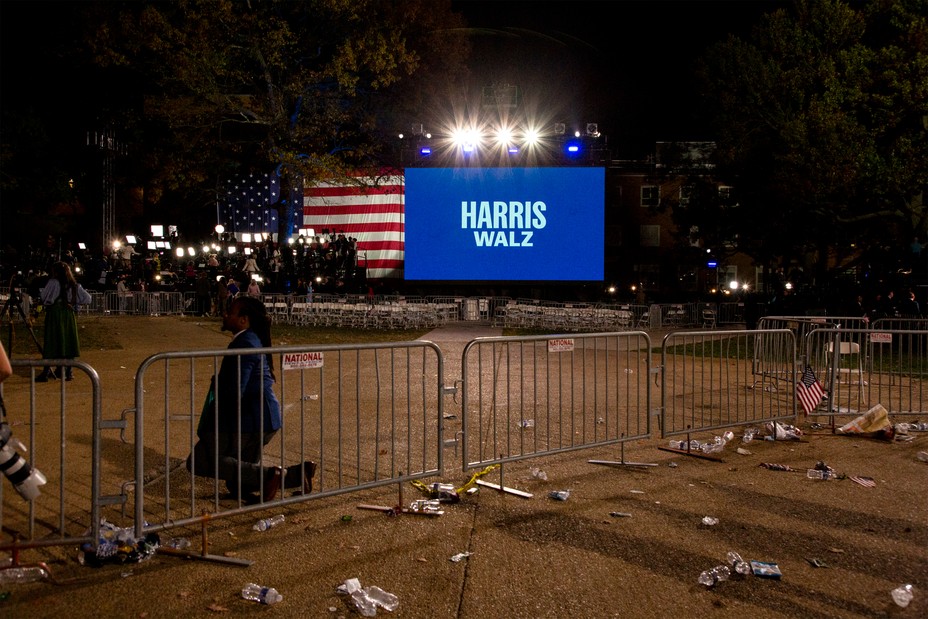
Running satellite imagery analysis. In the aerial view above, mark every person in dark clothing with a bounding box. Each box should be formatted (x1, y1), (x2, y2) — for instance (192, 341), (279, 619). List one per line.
(185, 296), (314, 502)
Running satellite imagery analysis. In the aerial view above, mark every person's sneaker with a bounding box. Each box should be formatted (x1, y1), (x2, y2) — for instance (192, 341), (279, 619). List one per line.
(285, 461), (317, 494)
(262, 467), (283, 502)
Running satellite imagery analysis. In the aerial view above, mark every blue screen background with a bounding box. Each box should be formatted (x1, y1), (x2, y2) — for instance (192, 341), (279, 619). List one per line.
(404, 167), (604, 281)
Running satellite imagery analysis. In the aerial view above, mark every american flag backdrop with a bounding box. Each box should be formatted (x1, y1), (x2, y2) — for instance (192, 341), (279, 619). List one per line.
(302, 171), (404, 279)
(218, 171), (298, 235)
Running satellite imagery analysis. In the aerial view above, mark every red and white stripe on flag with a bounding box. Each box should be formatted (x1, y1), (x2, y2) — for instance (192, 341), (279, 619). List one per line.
(302, 171), (404, 279)
(796, 365), (825, 415)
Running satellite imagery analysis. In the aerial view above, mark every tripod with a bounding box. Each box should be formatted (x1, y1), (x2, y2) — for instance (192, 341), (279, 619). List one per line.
(1, 278), (43, 358)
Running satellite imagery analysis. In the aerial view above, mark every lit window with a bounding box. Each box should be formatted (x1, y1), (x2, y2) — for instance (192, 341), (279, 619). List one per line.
(641, 186), (660, 208)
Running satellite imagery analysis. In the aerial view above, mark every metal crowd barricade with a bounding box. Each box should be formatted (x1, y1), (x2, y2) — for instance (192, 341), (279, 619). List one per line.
(805, 327), (928, 422)
(0, 360), (107, 567)
(661, 329), (798, 440)
(754, 316), (837, 389)
(128, 341), (444, 539)
(459, 332), (652, 472)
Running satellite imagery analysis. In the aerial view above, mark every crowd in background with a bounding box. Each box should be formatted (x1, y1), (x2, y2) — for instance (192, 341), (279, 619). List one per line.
(0, 231), (368, 310)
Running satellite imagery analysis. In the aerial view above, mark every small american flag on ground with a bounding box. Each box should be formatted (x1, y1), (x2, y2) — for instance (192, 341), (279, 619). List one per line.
(796, 366), (825, 415)
(849, 476), (876, 488)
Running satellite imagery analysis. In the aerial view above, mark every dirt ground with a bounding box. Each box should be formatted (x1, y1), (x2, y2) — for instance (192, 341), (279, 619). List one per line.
(1, 315), (926, 619)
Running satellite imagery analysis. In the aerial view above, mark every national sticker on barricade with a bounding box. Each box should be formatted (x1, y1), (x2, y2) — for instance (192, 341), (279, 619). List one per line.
(870, 332), (892, 344)
(282, 351), (324, 370)
(547, 338), (574, 353)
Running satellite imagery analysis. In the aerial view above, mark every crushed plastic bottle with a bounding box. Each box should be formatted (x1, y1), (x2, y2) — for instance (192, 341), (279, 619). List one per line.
(700, 431), (735, 454)
(806, 469), (837, 480)
(242, 582), (283, 605)
(0, 565), (49, 584)
(548, 490), (570, 501)
(701, 516), (719, 526)
(529, 467), (548, 481)
(891, 583), (914, 608)
(253, 514), (285, 531)
(742, 428), (758, 443)
(727, 551), (752, 575)
(698, 565), (731, 587)
(338, 578), (399, 617)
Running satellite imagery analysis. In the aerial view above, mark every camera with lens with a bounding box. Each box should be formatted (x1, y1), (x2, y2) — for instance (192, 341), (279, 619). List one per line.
(0, 421), (47, 501)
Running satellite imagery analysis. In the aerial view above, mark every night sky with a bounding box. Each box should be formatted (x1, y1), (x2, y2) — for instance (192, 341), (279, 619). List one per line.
(451, 0), (786, 156)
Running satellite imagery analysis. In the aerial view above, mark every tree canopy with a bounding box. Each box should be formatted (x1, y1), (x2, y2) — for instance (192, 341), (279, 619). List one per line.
(84, 0), (467, 238)
(694, 0), (928, 285)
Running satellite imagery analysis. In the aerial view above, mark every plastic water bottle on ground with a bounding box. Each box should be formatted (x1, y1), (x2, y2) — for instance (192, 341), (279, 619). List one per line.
(698, 565), (731, 587)
(242, 583), (282, 604)
(253, 514), (285, 531)
(0, 565), (49, 584)
(806, 469), (836, 480)
(891, 584), (914, 608)
(365, 585), (399, 612)
(727, 551), (752, 575)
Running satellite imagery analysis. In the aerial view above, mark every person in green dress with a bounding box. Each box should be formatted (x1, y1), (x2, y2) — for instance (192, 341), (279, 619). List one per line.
(36, 261), (92, 381)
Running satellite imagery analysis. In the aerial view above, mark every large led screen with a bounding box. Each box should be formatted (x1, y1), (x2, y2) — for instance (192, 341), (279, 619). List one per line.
(404, 167), (604, 281)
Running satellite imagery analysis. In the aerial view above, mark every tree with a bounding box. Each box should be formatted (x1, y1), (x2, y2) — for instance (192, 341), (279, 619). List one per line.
(83, 0), (467, 241)
(695, 0), (928, 287)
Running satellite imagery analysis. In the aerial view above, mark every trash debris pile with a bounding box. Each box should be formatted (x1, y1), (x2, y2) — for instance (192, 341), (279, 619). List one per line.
(77, 519), (160, 567)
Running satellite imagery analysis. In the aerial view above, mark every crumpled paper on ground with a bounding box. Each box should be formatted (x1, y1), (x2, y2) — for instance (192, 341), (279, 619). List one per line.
(837, 404), (893, 439)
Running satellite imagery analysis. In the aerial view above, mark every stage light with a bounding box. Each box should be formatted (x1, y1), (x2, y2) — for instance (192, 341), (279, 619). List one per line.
(586, 123), (600, 137)
(126, 235), (137, 244)
(202, 245), (210, 253)
(554, 123), (566, 135)
(227, 246), (237, 255)
(508, 145), (520, 155)
(215, 224), (225, 235)
(254, 233), (264, 242)
(523, 128), (540, 146)
(419, 146), (432, 156)
(150, 224), (163, 237)
(112, 240), (121, 250)
(241, 233), (252, 243)
(78, 242), (86, 250)
(565, 140), (582, 155)
(175, 247), (184, 258)
(187, 246), (195, 257)
(147, 241), (156, 250)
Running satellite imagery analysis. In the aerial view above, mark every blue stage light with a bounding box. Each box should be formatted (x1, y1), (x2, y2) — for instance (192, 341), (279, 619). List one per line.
(419, 146), (431, 156)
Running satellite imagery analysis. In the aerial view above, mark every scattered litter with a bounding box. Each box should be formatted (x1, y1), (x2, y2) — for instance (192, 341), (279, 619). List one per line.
(917, 451), (928, 462)
(750, 560), (782, 579)
(340, 515), (353, 522)
(891, 584), (914, 608)
(668, 461), (678, 468)
(450, 552), (473, 562)
(609, 512), (632, 518)
(837, 404), (893, 439)
(629, 489), (645, 494)
(806, 558), (829, 568)
(828, 547), (845, 554)
(548, 490), (570, 501)
(849, 476), (876, 488)
(529, 467), (548, 481)
(765, 421), (803, 441)
(337, 578), (399, 616)
(518, 419), (535, 428)
(442, 413), (457, 420)
(759, 462), (795, 472)
(736, 447), (752, 455)
(727, 551), (751, 575)
(701, 516), (719, 526)
(78, 519), (160, 567)
(162, 537), (190, 550)
(697, 565), (730, 587)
